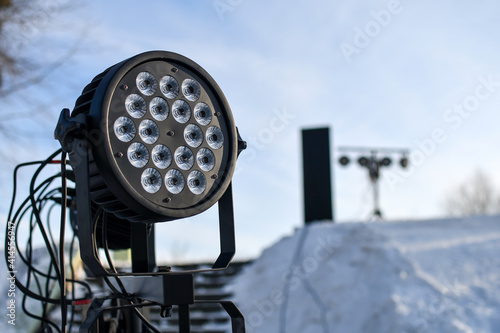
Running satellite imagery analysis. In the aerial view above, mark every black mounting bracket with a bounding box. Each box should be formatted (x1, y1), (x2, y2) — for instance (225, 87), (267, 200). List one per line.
(80, 275), (246, 333)
(54, 108), (85, 153)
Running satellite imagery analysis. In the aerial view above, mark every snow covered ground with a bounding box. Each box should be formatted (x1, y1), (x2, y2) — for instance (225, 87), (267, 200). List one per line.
(2, 215), (498, 332)
(229, 215), (500, 333)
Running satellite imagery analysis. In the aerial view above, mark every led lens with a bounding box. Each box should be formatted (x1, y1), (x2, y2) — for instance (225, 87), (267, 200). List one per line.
(141, 168), (162, 193)
(174, 146), (194, 170)
(152, 144), (172, 169)
(182, 78), (201, 102)
(114, 116), (136, 142)
(172, 100), (191, 123)
(150, 97), (169, 121)
(206, 126), (224, 150)
(136, 72), (158, 96)
(138, 119), (160, 144)
(187, 170), (206, 195)
(160, 75), (179, 99)
(194, 103), (212, 126)
(127, 142), (149, 168)
(125, 94), (147, 118)
(184, 124), (203, 148)
(197, 148), (215, 172)
(165, 169), (185, 194)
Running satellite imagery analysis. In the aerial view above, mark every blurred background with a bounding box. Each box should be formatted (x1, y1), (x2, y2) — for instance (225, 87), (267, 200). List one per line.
(1, 0), (500, 262)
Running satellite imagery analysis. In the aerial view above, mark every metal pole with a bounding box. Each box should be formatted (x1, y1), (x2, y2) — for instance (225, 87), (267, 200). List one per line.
(372, 177), (381, 219)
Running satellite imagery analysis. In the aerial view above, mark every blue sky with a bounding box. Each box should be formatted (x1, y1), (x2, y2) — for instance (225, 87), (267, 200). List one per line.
(2, 0), (500, 261)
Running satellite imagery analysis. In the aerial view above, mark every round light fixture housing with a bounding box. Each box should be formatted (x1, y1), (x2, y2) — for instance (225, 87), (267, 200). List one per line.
(338, 156), (350, 166)
(380, 157), (392, 167)
(357, 156), (369, 167)
(400, 156), (409, 168)
(71, 51), (239, 223)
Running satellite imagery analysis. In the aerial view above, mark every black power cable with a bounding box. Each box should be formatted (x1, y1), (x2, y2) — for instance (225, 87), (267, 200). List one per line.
(101, 211), (162, 333)
(5, 152), (92, 332)
(59, 151), (68, 332)
(5, 150), (169, 332)
(7, 165), (62, 303)
(28, 150), (64, 290)
(6, 156), (63, 331)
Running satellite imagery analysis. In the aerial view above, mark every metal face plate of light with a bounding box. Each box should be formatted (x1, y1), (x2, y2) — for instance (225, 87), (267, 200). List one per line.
(103, 58), (233, 212)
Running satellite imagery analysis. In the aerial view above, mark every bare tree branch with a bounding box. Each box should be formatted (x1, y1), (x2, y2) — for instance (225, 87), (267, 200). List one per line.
(0, 0), (87, 170)
(444, 169), (500, 216)
(0, 0), (83, 91)
(0, 34), (84, 97)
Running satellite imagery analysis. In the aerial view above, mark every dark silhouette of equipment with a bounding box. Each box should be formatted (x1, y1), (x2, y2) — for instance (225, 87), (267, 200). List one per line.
(302, 127), (334, 224)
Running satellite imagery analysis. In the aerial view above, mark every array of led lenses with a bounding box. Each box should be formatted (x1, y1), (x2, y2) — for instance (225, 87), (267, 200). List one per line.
(112, 70), (224, 197)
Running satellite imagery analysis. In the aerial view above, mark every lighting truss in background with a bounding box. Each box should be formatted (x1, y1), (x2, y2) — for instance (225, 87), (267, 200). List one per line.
(337, 146), (409, 219)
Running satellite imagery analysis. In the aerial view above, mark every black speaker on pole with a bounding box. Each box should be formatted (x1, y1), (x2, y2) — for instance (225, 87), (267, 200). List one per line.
(301, 127), (334, 224)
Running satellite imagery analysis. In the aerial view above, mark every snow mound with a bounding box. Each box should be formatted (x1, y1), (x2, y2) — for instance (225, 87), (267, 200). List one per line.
(229, 217), (500, 333)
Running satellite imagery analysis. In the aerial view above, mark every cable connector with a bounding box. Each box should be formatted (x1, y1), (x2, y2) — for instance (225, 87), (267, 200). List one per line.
(54, 108), (86, 153)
